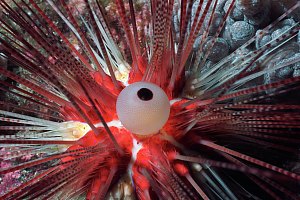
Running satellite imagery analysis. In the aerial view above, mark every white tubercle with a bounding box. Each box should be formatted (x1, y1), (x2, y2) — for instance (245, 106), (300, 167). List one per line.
(128, 138), (143, 179)
(95, 120), (123, 128)
(170, 98), (182, 105)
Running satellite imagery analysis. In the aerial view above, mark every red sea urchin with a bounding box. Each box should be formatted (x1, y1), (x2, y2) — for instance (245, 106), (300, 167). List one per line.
(0, 0), (300, 199)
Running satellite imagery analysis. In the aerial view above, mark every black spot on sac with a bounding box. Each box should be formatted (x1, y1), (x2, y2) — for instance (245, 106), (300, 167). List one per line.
(137, 88), (153, 101)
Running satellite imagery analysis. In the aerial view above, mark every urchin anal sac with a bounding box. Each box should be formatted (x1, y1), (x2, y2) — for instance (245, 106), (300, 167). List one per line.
(116, 82), (170, 135)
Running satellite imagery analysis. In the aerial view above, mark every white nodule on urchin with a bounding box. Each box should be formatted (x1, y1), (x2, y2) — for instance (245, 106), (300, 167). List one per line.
(116, 82), (170, 135)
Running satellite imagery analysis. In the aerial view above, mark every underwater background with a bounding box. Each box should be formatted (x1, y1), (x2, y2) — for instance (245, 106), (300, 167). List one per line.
(0, 0), (300, 199)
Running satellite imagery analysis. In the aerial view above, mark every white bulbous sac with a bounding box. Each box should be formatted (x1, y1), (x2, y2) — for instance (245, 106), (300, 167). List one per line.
(116, 82), (171, 135)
